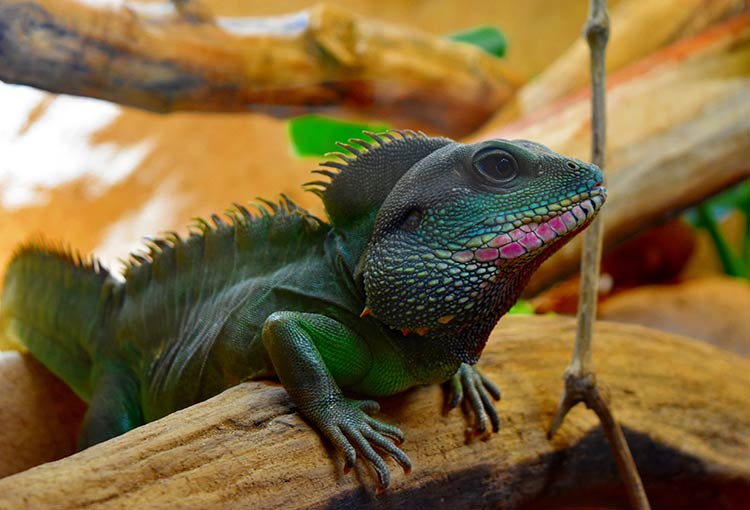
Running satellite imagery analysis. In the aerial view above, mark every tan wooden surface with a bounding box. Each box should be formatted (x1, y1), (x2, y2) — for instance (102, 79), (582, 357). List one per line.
(599, 277), (750, 358)
(485, 0), (748, 125)
(0, 316), (748, 509)
(0, 353), (84, 478)
(0, 0), (518, 136)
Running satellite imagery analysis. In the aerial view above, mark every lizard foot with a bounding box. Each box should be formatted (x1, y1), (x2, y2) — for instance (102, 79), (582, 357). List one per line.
(317, 397), (411, 488)
(446, 363), (501, 437)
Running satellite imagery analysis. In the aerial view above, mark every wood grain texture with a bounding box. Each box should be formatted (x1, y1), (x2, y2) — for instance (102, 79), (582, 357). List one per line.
(0, 0), (518, 136)
(0, 316), (748, 509)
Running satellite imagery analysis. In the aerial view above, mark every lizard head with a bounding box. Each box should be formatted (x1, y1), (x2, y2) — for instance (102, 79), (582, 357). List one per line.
(358, 138), (605, 360)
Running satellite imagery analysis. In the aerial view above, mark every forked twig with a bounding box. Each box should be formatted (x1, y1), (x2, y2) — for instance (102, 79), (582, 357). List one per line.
(547, 1), (651, 508)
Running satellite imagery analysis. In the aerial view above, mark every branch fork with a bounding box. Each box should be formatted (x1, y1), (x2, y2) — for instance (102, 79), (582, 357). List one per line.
(547, 1), (652, 509)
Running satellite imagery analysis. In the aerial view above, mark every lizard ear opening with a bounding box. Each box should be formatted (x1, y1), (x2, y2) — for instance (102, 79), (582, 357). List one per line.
(305, 130), (452, 229)
(400, 209), (422, 233)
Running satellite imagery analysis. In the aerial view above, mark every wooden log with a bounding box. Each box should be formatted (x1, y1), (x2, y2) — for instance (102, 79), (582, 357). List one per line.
(599, 276), (750, 358)
(0, 352), (85, 478)
(472, 16), (750, 294)
(485, 0), (748, 125)
(0, 0), (518, 136)
(0, 316), (748, 509)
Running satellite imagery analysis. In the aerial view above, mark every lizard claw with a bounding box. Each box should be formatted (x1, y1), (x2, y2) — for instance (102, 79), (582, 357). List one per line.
(446, 363), (501, 435)
(318, 397), (411, 488)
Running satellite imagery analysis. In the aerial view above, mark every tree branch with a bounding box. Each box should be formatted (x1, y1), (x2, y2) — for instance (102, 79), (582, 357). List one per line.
(0, 0), (518, 136)
(1, 316), (749, 508)
(547, 1), (651, 508)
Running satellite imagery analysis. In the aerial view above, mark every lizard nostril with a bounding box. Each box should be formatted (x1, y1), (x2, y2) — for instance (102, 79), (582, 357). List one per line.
(566, 161), (579, 170)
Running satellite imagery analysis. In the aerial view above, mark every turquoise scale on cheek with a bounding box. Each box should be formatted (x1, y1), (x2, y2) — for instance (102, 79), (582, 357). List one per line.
(364, 185), (606, 332)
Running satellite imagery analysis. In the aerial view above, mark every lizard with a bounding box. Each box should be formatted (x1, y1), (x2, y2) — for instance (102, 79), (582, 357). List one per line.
(0, 130), (605, 487)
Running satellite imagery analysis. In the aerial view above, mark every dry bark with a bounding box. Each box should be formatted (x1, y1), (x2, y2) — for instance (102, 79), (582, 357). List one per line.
(0, 0), (518, 136)
(484, 0), (749, 126)
(0, 316), (748, 509)
(472, 16), (750, 294)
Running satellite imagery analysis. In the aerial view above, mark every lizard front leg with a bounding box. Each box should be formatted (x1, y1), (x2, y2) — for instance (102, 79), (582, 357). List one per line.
(447, 363), (501, 436)
(262, 311), (411, 487)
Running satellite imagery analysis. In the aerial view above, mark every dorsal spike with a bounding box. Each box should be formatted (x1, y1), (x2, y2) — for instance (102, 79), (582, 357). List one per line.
(249, 202), (270, 218)
(232, 202), (253, 221)
(153, 238), (171, 249)
(193, 217), (212, 232)
(162, 231), (182, 244)
(304, 180), (331, 188)
(319, 161), (346, 171)
(363, 131), (384, 144)
(143, 238), (163, 255)
(280, 194), (297, 212)
(224, 207), (240, 223)
(256, 197), (279, 213)
(335, 141), (361, 156)
(312, 169), (338, 179)
(325, 151), (354, 163)
(348, 138), (373, 150)
(312, 131), (454, 228)
(211, 213), (225, 228)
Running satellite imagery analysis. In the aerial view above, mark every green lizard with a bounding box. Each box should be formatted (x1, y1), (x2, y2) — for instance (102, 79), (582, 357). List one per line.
(0, 131), (605, 487)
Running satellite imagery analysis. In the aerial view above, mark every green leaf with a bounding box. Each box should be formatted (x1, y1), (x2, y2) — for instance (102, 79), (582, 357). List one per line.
(684, 180), (750, 279)
(695, 204), (746, 277)
(447, 26), (508, 58)
(288, 115), (389, 157)
(508, 300), (535, 316)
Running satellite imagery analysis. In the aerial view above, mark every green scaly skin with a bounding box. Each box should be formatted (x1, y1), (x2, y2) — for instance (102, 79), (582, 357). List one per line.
(0, 131), (605, 487)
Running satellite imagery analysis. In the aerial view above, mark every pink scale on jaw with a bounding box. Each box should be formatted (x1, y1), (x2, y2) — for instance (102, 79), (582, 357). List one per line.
(520, 225), (531, 233)
(519, 233), (542, 250)
(451, 250), (474, 263)
(510, 229), (525, 240)
(475, 248), (499, 262)
(571, 205), (585, 221)
(536, 223), (557, 242)
(499, 242), (525, 259)
(548, 216), (567, 234)
(562, 211), (577, 229)
(488, 233), (511, 247)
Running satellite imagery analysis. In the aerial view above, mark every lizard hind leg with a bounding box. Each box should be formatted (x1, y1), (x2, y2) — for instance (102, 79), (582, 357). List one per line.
(77, 364), (144, 450)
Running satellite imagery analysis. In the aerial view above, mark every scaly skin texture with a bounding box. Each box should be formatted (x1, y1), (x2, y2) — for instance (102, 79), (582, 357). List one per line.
(0, 131), (605, 487)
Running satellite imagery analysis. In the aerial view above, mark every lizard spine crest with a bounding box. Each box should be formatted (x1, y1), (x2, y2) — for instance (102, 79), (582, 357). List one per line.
(121, 195), (325, 298)
(305, 130), (453, 228)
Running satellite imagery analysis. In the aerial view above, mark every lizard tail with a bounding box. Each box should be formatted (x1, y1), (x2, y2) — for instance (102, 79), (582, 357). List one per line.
(0, 241), (119, 401)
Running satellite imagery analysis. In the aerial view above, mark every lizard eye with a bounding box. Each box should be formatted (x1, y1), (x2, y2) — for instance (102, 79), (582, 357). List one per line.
(473, 149), (518, 185)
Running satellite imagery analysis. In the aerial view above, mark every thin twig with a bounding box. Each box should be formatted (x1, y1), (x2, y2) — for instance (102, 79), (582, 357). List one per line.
(547, 1), (651, 509)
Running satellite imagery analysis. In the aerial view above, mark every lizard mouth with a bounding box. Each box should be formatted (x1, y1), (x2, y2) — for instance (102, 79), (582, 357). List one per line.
(448, 186), (606, 264)
(489, 186), (606, 260)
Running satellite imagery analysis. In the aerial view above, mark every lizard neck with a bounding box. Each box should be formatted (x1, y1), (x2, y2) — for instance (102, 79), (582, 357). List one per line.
(432, 260), (540, 364)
